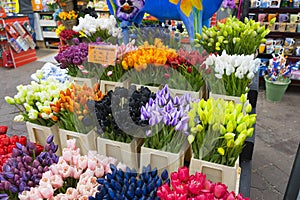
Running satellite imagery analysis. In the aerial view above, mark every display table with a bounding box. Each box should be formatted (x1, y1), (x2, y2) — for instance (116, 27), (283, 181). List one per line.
(0, 16), (37, 68)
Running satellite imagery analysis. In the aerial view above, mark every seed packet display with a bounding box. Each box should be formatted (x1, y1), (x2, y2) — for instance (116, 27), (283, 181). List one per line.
(13, 21), (27, 36)
(16, 36), (30, 51)
(22, 21), (34, 35)
(8, 38), (22, 53)
(23, 35), (36, 49)
(4, 25), (19, 39)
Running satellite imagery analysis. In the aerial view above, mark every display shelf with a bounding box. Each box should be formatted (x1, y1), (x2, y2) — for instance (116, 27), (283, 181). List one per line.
(42, 31), (57, 38)
(249, 7), (300, 13)
(258, 53), (300, 61)
(268, 31), (300, 37)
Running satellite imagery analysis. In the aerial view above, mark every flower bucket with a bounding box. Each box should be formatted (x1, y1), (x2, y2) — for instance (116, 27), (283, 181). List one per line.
(26, 122), (62, 155)
(169, 84), (207, 99)
(59, 128), (97, 155)
(264, 77), (291, 102)
(62, 19), (77, 30)
(59, 0), (74, 12)
(100, 80), (130, 93)
(140, 141), (189, 174)
(189, 155), (241, 194)
(97, 137), (144, 170)
(69, 76), (98, 88)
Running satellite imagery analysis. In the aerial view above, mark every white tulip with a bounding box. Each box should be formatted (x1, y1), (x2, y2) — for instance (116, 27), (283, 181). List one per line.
(14, 115), (24, 122)
(247, 72), (255, 79)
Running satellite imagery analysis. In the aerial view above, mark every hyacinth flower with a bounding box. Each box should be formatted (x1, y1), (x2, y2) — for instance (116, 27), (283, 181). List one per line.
(5, 78), (70, 126)
(141, 85), (195, 153)
(157, 166), (249, 200)
(19, 138), (120, 199)
(187, 96), (256, 166)
(50, 83), (104, 134)
(89, 164), (169, 200)
(0, 135), (59, 199)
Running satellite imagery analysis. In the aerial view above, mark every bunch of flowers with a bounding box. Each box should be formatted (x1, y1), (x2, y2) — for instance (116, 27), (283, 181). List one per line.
(222, 0), (236, 9)
(19, 138), (120, 199)
(58, 10), (78, 21)
(157, 166), (249, 200)
(51, 83), (104, 134)
(59, 29), (79, 42)
(73, 14), (122, 42)
(187, 96), (256, 166)
(0, 135), (58, 199)
(140, 85), (194, 153)
(31, 62), (69, 83)
(0, 128), (27, 172)
(195, 16), (273, 55)
(46, 0), (59, 11)
(203, 50), (260, 97)
(90, 164), (170, 199)
(5, 77), (70, 126)
(265, 53), (292, 82)
(95, 86), (156, 142)
(55, 24), (65, 37)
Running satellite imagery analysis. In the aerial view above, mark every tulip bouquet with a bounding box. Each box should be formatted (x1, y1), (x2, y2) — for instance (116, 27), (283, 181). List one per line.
(19, 138), (121, 199)
(187, 96), (256, 166)
(203, 50), (260, 97)
(73, 14), (122, 42)
(5, 77), (70, 126)
(90, 164), (170, 200)
(265, 53), (292, 83)
(195, 16), (273, 55)
(59, 29), (79, 43)
(0, 135), (58, 199)
(51, 83), (104, 134)
(58, 10), (78, 21)
(0, 130), (27, 172)
(157, 166), (249, 200)
(95, 86), (156, 142)
(140, 85), (194, 153)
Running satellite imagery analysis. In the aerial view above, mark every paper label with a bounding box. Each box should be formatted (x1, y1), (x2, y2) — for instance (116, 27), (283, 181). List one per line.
(88, 45), (117, 65)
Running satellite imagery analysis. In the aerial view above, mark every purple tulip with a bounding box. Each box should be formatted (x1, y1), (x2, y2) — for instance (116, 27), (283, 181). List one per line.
(32, 168), (39, 175)
(3, 164), (10, 172)
(38, 166), (44, 173)
(32, 160), (40, 168)
(23, 155), (33, 163)
(21, 146), (30, 155)
(4, 181), (11, 190)
(19, 181), (26, 191)
(16, 142), (23, 150)
(0, 193), (8, 200)
(12, 148), (21, 157)
(27, 181), (34, 187)
(46, 135), (54, 144)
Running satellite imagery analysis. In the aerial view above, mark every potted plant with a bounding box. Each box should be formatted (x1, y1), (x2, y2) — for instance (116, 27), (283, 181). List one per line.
(264, 54), (292, 102)
(187, 96), (256, 192)
(51, 83), (104, 155)
(95, 86), (156, 169)
(203, 50), (261, 100)
(5, 76), (69, 154)
(139, 85), (193, 173)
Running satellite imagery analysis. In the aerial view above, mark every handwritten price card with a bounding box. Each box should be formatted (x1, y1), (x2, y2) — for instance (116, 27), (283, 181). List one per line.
(88, 45), (117, 65)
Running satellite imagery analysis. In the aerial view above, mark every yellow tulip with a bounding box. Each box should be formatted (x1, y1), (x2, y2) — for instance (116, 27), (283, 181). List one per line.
(217, 147), (225, 156)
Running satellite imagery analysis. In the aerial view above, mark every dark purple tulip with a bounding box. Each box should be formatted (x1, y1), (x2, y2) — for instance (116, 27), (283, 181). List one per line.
(12, 148), (21, 157)
(19, 181), (26, 191)
(23, 155), (33, 163)
(26, 171), (31, 178)
(21, 146), (30, 155)
(42, 160), (48, 166)
(44, 144), (51, 152)
(26, 142), (36, 151)
(32, 160), (40, 168)
(4, 172), (14, 179)
(3, 164), (10, 172)
(10, 185), (18, 193)
(53, 144), (58, 153)
(39, 152), (46, 159)
(37, 166), (43, 173)
(17, 162), (24, 169)
(13, 168), (19, 175)
(4, 181), (11, 190)
(22, 172), (28, 182)
(27, 181), (34, 187)
(16, 156), (22, 162)
(15, 180), (20, 187)
(14, 174), (20, 182)
(0, 174), (4, 181)
(46, 135), (54, 144)
(73, 37), (80, 45)
(32, 168), (39, 175)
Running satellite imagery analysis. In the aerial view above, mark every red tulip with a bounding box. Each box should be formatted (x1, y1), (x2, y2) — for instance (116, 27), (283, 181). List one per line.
(178, 166), (189, 182)
(171, 171), (179, 181)
(201, 180), (214, 193)
(173, 183), (188, 195)
(0, 126), (8, 134)
(188, 178), (205, 195)
(10, 135), (19, 144)
(214, 183), (228, 198)
(19, 136), (27, 145)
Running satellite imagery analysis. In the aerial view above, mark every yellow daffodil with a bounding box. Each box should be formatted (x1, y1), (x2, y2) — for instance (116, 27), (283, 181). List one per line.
(169, 0), (202, 17)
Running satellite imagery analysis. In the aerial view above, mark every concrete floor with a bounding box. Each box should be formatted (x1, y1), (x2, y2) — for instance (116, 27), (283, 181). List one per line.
(0, 48), (299, 199)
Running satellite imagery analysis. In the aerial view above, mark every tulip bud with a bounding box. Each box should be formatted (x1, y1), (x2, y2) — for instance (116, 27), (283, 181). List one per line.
(245, 104), (252, 113)
(236, 122), (247, 133)
(5, 96), (15, 105)
(217, 147), (225, 156)
(247, 128), (254, 138)
(224, 133), (235, 140)
(235, 104), (243, 115)
(187, 135), (195, 144)
(227, 139), (235, 148)
(226, 121), (234, 133)
(236, 113), (244, 125)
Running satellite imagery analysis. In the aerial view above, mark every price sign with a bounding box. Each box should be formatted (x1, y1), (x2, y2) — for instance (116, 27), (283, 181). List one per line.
(88, 45), (117, 65)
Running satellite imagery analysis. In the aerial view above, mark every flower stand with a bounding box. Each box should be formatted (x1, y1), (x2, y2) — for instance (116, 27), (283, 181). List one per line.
(26, 122), (62, 155)
(140, 141), (189, 174)
(100, 80), (130, 93)
(169, 84), (207, 99)
(264, 77), (291, 102)
(97, 137), (144, 170)
(130, 84), (161, 93)
(59, 128), (97, 155)
(69, 77), (98, 88)
(189, 155), (241, 194)
(59, 0), (74, 12)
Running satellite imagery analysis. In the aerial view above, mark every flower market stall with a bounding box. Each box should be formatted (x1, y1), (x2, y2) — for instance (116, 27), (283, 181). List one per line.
(0, 0), (271, 198)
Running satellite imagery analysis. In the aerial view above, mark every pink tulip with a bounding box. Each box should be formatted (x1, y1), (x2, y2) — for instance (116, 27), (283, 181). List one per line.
(201, 180), (215, 193)
(39, 184), (54, 199)
(171, 171), (178, 181)
(50, 175), (64, 188)
(50, 164), (59, 175)
(226, 192), (237, 200)
(87, 177), (98, 188)
(18, 190), (30, 200)
(178, 166), (189, 182)
(73, 167), (83, 179)
(62, 148), (72, 162)
(77, 156), (88, 170)
(42, 171), (53, 180)
(94, 165), (104, 177)
(66, 187), (79, 199)
(214, 183), (228, 198)
(88, 158), (97, 170)
(39, 177), (51, 187)
(53, 193), (69, 200)
(78, 195), (89, 200)
(67, 139), (77, 150)
(62, 165), (74, 178)
(28, 187), (43, 199)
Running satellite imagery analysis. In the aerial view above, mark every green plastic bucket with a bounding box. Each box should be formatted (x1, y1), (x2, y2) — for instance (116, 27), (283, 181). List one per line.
(265, 77), (291, 102)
